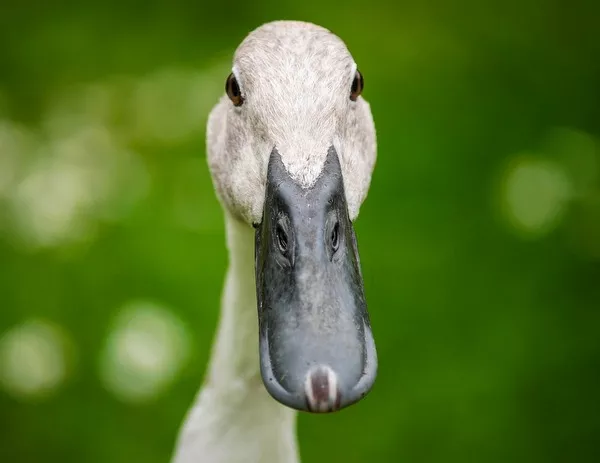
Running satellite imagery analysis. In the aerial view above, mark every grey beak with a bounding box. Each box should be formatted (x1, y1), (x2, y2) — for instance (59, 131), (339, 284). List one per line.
(255, 146), (377, 413)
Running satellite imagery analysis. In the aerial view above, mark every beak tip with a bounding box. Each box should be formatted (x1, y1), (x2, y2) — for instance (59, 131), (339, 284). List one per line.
(304, 365), (341, 413)
(259, 320), (378, 414)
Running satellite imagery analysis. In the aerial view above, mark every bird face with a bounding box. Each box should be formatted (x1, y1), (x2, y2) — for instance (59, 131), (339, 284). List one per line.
(207, 21), (378, 412)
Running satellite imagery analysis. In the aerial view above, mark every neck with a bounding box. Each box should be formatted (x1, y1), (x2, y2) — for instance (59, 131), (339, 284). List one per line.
(172, 213), (299, 463)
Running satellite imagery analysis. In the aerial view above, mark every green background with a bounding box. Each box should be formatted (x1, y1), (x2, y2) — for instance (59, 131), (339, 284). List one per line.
(1, 1), (599, 462)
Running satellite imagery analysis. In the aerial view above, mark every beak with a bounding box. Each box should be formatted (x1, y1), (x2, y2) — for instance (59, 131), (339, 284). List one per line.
(255, 146), (377, 413)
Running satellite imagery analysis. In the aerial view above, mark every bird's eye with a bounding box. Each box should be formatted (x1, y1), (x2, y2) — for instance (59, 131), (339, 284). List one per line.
(226, 73), (243, 107)
(350, 69), (364, 101)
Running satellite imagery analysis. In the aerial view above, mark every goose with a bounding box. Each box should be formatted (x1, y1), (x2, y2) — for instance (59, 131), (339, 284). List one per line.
(171, 20), (378, 463)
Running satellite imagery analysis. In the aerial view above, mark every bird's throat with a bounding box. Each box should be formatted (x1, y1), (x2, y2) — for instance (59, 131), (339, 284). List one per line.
(206, 213), (262, 385)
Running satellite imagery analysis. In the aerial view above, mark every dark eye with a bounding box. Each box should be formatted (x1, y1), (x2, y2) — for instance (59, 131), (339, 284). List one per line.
(226, 73), (243, 106)
(350, 69), (364, 101)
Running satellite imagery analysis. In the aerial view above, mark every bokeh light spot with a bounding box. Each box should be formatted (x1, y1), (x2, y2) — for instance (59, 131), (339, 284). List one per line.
(99, 301), (192, 403)
(7, 124), (148, 249)
(0, 320), (71, 400)
(0, 121), (35, 201)
(500, 154), (572, 238)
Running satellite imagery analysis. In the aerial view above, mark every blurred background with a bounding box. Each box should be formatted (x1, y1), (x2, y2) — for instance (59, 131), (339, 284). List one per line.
(1, 1), (599, 462)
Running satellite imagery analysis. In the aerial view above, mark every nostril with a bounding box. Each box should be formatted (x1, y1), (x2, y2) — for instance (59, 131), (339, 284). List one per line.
(330, 221), (339, 252)
(276, 223), (288, 253)
(304, 365), (341, 413)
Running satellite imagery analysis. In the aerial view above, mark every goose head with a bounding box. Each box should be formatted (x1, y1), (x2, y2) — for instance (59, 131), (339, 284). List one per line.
(207, 21), (377, 413)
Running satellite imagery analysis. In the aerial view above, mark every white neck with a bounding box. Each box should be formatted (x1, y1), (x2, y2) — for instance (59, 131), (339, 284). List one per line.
(172, 213), (299, 463)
